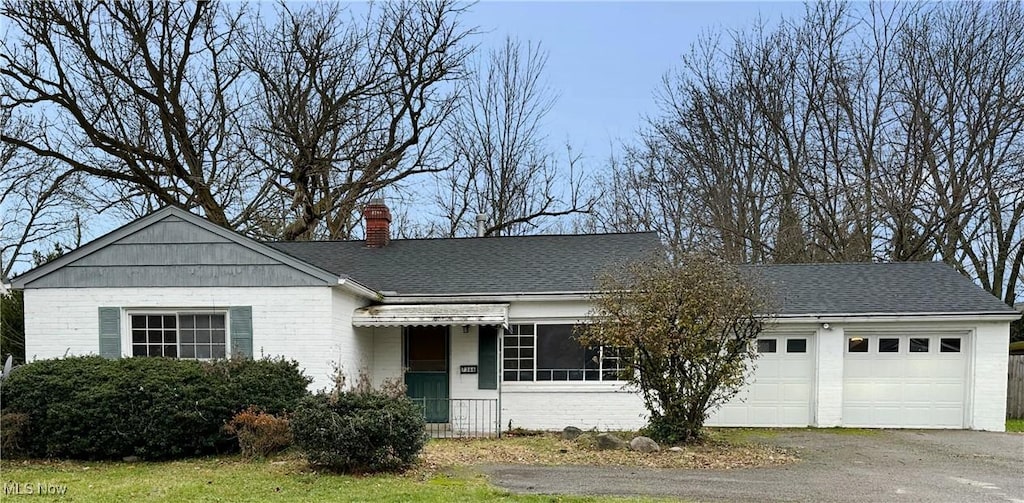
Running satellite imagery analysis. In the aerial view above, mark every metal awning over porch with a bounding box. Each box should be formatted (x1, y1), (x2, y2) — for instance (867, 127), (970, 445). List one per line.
(352, 303), (509, 327)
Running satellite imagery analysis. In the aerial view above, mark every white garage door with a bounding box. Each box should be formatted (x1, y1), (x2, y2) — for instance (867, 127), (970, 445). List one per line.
(709, 332), (814, 427)
(843, 333), (968, 428)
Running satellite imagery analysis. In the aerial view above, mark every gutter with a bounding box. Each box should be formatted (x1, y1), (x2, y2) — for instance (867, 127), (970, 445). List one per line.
(379, 292), (594, 304)
(773, 311), (1023, 324)
(336, 276), (381, 300)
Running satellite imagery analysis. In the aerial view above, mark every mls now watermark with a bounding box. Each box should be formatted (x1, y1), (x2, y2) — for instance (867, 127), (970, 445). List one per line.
(4, 481), (68, 496)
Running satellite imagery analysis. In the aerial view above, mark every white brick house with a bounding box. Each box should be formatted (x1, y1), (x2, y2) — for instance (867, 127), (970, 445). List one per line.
(8, 204), (1020, 432)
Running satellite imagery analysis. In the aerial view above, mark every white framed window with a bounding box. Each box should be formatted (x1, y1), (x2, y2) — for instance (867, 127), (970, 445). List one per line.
(843, 333), (966, 356)
(129, 311), (228, 360)
(757, 338), (777, 353)
(502, 323), (627, 382)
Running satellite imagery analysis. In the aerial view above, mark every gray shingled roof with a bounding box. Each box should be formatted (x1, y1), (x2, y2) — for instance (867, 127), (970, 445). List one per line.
(269, 235), (1015, 316)
(267, 232), (663, 296)
(749, 262), (1017, 316)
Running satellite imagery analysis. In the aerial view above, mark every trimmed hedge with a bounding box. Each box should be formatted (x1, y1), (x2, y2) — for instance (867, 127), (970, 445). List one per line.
(0, 356), (310, 460)
(291, 392), (427, 473)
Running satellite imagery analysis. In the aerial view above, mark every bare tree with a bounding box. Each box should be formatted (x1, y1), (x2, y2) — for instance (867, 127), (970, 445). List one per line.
(435, 38), (595, 237)
(0, 110), (84, 278)
(579, 252), (774, 443)
(238, 1), (472, 240)
(0, 1), (252, 226)
(891, 2), (1024, 305)
(2, 0), (475, 244)
(596, 1), (1023, 304)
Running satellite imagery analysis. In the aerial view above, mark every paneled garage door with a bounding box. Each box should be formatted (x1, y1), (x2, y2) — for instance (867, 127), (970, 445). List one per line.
(709, 332), (815, 427)
(843, 332), (968, 428)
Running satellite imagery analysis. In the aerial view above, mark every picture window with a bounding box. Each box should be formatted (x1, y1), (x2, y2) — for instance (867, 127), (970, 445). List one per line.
(130, 313), (227, 360)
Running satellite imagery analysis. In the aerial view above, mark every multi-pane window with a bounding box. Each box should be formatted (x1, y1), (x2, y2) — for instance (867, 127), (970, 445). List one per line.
(130, 313), (227, 360)
(502, 323), (626, 382)
(179, 314), (227, 359)
(758, 338), (806, 354)
(502, 324), (535, 381)
(131, 315), (178, 357)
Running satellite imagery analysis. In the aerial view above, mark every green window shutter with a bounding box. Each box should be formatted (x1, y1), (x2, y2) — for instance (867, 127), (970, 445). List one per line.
(98, 307), (121, 359)
(478, 326), (498, 390)
(229, 306), (253, 358)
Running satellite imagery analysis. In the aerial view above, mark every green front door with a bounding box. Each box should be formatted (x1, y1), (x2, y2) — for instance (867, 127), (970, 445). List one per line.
(404, 326), (449, 423)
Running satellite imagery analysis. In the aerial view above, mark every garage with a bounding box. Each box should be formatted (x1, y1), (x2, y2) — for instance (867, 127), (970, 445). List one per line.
(710, 331), (815, 427)
(843, 332), (968, 428)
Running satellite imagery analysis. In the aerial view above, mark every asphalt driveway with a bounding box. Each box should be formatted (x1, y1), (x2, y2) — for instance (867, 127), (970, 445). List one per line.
(481, 429), (1024, 502)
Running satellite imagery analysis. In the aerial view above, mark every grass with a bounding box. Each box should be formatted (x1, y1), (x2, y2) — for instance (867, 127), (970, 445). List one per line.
(0, 454), (666, 502)
(0, 429), (793, 501)
(1007, 419), (1024, 433)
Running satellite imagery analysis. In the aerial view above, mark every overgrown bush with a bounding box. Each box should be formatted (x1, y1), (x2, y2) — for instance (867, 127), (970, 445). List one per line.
(208, 357), (312, 415)
(1, 412), (30, 457)
(291, 391), (427, 473)
(0, 356), (310, 460)
(226, 406), (293, 458)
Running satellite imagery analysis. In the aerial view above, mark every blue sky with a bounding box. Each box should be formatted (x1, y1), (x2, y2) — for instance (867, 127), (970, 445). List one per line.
(459, 1), (807, 166)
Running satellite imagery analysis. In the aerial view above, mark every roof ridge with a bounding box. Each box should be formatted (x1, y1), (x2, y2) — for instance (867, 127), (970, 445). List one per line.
(264, 231), (659, 245)
(747, 260), (944, 268)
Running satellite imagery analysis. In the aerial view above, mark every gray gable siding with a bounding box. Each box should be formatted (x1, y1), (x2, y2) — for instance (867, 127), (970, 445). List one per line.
(116, 218), (232, 244)
(22, 214), (329, 288)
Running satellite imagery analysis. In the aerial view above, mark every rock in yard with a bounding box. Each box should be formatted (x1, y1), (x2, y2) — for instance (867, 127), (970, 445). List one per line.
(561, 426), (583, 440)
(595, 432), (629, 450)
(668, 446), (685, 452)
(122, 456), (140, 463)
(629, 436), (661, 453)
(574, 432), (597, 449)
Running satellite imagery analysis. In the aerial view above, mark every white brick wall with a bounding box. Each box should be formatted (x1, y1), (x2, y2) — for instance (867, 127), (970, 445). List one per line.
(501, 383), (647, 431)
(24, 286), (343, 391)
(369, 326), (402, 388)
(27, 287), (1009, 431)
(449, 326), (498, 400)
(331, 289), (373, 389)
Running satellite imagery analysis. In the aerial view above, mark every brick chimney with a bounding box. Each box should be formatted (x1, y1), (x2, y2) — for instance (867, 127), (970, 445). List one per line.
(363, 199), (391, 248)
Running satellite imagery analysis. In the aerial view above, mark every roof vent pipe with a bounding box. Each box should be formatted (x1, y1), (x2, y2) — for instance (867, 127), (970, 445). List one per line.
(475, 214), (488, 237)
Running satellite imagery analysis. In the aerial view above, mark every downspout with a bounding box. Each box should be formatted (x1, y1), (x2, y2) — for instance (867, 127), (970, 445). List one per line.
(497, 324), (503, 438)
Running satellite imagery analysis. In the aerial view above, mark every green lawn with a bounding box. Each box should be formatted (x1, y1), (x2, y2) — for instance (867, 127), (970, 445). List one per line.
(1007, 419), (1024, 433)
(0, 455), (663, 502)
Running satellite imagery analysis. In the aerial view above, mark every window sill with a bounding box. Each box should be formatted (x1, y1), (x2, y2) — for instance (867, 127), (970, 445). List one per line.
(501, 381), (633, 393)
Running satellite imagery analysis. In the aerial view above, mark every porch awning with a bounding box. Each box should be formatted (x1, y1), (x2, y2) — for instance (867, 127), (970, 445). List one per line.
(352, 303), (509, 327)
